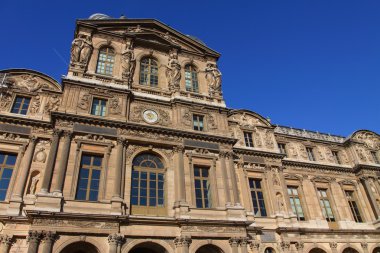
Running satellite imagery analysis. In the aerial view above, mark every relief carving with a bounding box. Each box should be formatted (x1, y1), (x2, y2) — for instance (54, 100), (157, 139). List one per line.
(287, 143), (298, 158)
(29, 95), (41, 114)
(316, 146), (326, 161)
(181, 225), (245, 233)
(9, 74), (46, 92)
(121, 39), (136, 85)
(205, 63), (222, 96)
(208, 114), (218, 130)
(77, 93), (90, 110)
(298, 144), (308, 160)
(0, 91), (12, 110)
(70, 34), (93, 69)
(109, 97), (122, 115)
(33, 147), (47, 163)
(356, 147), (367, 162)
(33, 218), (118, 229)
(166, 49), (181, 92)
(44, 94), (61, 113)
(354, 131), (380, 149)
(182, 108), (192, 126)
(0, 133), (21, 141)
(131, 105), (171, 126)
(264, 130), (274, 149)
(253, 128), (262, 147)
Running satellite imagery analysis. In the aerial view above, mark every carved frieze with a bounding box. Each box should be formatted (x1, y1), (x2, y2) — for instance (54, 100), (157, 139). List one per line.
(353, 131), (380, 149)
(181, 225), (245, 233)
(130, 105), (171, 126)
(44, 95), (61, 113)
(275, 126), (345, 143)
(109, 97), (122, 115)
(32, 218), (118, 229)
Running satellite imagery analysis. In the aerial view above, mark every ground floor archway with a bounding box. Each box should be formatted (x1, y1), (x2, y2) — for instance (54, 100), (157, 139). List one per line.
(342, 247), (359, 253)
(309, 248), (327, 253)
(129, 242), (168, 253)
(195, 244), (224, 253)
(373, 247), (380, 253)
(60, 241), (99, 253)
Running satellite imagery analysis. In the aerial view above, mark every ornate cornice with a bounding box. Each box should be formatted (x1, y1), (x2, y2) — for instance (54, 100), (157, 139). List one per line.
(282, 159), (354, 173)
(233, 147), (285, 159)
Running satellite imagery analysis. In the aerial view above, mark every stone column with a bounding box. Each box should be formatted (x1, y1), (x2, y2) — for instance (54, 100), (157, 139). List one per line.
(27, 231), (42, 253)
(219, 151), (231, 206)
(240, 238), (248, 253)
(113, 138), (127, 200)
(229, 238), (239, 253)
(361, 243), (369, 253)
(360, 177), (380, 219)
(41, 231), (57, 253)
(11, 136), (37, 199)
(174, 236), (192, 253)
(329, 242), (338, 253)
(108, 234), (124, 253)
(295, 242), (304, 253)
(227, 152), (240, 205)
(0, 235), (13, 253)
(174, 145), (186, 204)
(40, 130), (61, 193)
(53, 131), (73, 194)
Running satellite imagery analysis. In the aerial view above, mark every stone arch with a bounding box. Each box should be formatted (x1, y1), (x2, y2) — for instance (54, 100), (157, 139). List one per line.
(304, 245), (330, 253)
(127, 147), (171, 169)
(93, 40), (122, 54)
(371, 245), (380, 253)
(53, 237), (106, 253)
(190, 240), (230, 253)
(263, 247), (277, 253)
(341, 246), (361, 253)
(121, 239), (174, 253)
(135, 52), (160, 63)
(195, 244), (224, 253)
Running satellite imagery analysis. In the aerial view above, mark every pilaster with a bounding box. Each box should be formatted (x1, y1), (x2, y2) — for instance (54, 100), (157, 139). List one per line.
(108, 233), (125, 253)
(27, 231), (42, 253)
(0, 234), (13, 253)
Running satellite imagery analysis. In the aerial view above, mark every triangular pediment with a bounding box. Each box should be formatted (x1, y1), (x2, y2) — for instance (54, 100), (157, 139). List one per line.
(77, 19), (220, 58)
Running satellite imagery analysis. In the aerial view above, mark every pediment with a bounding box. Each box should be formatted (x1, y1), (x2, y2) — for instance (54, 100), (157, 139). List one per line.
(228, 109), (272, 128)
(0, 69), (62, 93)
(77, 19), (220, 58)
(350, 130), (380, 149)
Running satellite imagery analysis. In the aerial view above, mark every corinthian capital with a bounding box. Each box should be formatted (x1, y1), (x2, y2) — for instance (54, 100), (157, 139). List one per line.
(27, 230), (42, 243)
(174, 236), (192, 247)
(42, 231), (58, 243)
(0, 234), (13, 246)
(173, 145), (184, 153)
(108, 233), (125, 246)
(229, 237), (239, 247)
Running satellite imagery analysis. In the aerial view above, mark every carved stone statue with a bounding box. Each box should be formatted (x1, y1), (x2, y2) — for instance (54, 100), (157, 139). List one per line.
(29, 174), (40, 195)
(29, 96), (41, 114)
(109, 98), (121, 115)
(70, 34), (93, 69)
(276, 193), (285, 212)
(166, 49), (181, 91)
(205, 63), (222, 96)
(288, 143), (298, 158)
(44, 95), (60, 113)
(121, 41), (136, 85)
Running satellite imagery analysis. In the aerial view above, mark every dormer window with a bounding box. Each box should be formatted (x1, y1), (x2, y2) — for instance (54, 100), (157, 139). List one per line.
(185, 65), (199, 93)
(96, 47), (115, 76)
(11, 96), (31, 115)
(140, 58), (158, 86)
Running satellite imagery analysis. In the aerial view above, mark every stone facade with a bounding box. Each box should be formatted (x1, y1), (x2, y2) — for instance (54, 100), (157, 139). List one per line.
(0, 14), (379, 253)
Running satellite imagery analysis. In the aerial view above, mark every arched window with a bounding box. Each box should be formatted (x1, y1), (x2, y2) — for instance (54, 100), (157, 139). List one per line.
(96, 47), (115, 75)
(264, 248), (275, 253)
(139, 58), (158, 86)
(185, 65), (199, 92)
(131, 153), (165, 215)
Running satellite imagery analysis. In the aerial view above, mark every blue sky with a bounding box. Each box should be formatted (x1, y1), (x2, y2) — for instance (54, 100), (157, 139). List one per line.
(1, 0), (379, 136)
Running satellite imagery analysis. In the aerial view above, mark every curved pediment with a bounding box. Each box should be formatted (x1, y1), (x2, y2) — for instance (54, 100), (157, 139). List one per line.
(349, 130), (380, 149)
(76, 18), (220, 58)
(0, 69), (62, 93)
(228, 109), (272, 128)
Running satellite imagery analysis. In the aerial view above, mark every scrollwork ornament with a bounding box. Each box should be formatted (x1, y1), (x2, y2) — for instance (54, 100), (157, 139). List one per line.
(361, 242), (368, 249)
(329, 242), (337, 249)
(229, 238), (239, 247)
(295, 242), (304, 250)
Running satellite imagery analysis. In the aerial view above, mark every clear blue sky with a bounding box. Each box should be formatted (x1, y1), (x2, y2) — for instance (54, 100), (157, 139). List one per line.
(1, 0), (379, 136)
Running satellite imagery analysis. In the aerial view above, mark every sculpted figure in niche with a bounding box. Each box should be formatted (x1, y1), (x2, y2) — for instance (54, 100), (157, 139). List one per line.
(205, 63), (222, 96)
(70, 34), (93, 68)
(44, 95), (60, 113)
(77, 93), (90, 110)
(29, 96), (41, 114)
(276, 193), (285, 212)
(166, 49), (181, 91)
(33, 147), (47, 163)
(109, 98), (121, 115)
(121, 41), (136, 85)
(29, 174), (40, 195)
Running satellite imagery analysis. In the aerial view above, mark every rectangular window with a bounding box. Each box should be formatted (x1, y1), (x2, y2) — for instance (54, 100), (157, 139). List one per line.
(278, 143), (287, 156)
(332, 151), (341, 164)
(249, 178), (267, 216)
(371, 151), (379, 164)
(345, 190), (363, 223)
(287, 186), (305, 221)
(244, 132), (254, 147)
(75, 154), (103, 201)
(306, 147), (315, 161)
(0, 152), (17, 201)
(193, 114), (204, 131)
(194, 167), (211, 208)
(91, 98), (107, 117)
(11, 96), (31, 115)
(317, 188), (335, 222)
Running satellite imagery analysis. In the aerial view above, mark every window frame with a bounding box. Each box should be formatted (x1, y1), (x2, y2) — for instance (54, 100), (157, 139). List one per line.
(243, 132), (254, 148)
(332, 150), (341, 164)
(193, 114), (205, 131)
(344, 190), (363, 223)
(130, 153), (166, 216)
(317, 188), (336, 222)
(184, 64), (199, 93)
(287, 185), (306, 221)
(278, 143), (287, 156)
(90, 97), (107, 117)
(139, 57), (159, 87)
(248, 178), (267, 217)
(0, 152), (18, 201)
(96, 47), (115, 76)
(10, 95), (31, 115)
(75, 154), (104, 202)
(193, 166), (212, 209)
(306, 147), (316, 161)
